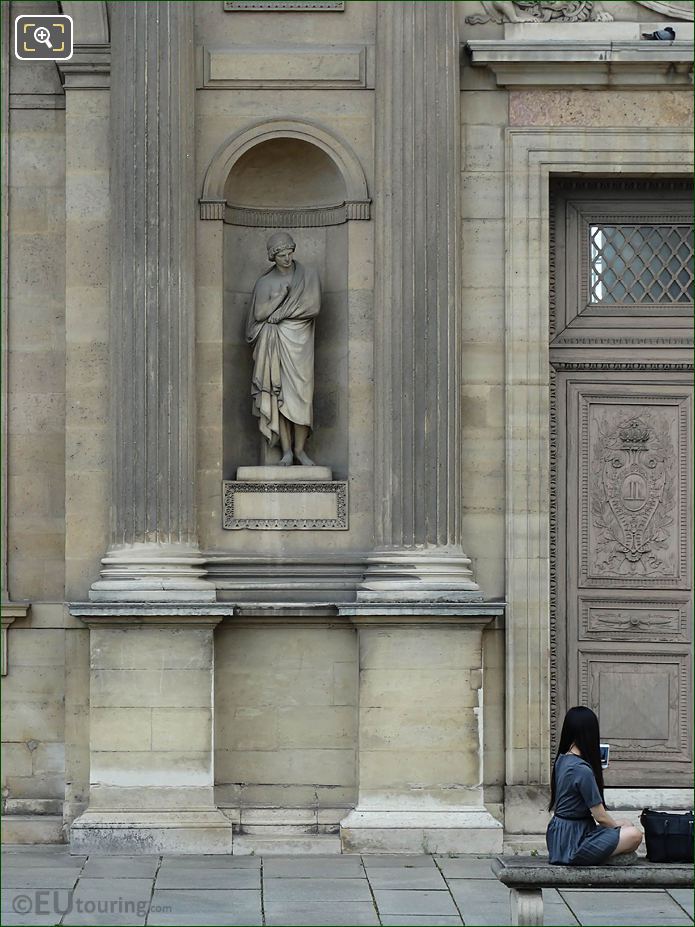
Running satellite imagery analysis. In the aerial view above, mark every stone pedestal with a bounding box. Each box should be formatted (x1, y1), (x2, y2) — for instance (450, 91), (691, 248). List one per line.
(338, 609), (504, 854)
(224, 466), (348, 530)
(236, 466), (332, 482)
(69, 608), (234, 855)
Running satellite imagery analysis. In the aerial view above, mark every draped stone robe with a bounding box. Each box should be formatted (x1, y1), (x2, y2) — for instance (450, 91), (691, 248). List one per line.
(245, 260), (321, 446)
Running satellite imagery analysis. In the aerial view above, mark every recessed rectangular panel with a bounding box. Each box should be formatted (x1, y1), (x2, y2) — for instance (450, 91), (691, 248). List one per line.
(222, 480), (348, 530)
(578, 649), (690, 763)
(201, 45), (365, 89)
(599, 671), (669, 741)
(224, 1), (344, 9)
(579, 597), (689, 642)
(578, 392), (689, 589)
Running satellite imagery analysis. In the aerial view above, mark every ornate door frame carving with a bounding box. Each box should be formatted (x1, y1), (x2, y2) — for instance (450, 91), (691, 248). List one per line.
(503, 127), (693, 788)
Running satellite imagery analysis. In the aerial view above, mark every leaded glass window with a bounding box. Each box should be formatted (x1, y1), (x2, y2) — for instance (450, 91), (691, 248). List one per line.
(589, 223), (694, 306)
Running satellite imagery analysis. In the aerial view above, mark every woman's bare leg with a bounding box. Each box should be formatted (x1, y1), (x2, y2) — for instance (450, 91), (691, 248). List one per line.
(279, 417), (293, 465)
(610, 824), (642, 856)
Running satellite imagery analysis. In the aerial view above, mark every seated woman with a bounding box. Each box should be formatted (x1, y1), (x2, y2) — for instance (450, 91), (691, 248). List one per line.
(547, 706), (642, 865)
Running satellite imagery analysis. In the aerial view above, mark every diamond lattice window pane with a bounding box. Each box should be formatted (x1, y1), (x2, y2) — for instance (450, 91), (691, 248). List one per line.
(589, 223), (694, 305)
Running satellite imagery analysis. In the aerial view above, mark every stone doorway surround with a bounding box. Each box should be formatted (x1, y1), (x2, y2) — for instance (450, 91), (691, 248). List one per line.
(502, 126), (694, 841)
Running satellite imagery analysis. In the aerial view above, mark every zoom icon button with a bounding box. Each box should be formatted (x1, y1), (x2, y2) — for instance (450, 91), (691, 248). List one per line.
(15, 15), (73, 61)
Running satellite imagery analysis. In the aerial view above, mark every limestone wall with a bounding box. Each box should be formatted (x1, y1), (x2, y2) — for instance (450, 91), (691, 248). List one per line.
(7, 39), (65, 602)
(2, 2), (70, 842)
(1, 605), (69, 842)
(3, 0), (692, 848)
(214, 624), (358, 832)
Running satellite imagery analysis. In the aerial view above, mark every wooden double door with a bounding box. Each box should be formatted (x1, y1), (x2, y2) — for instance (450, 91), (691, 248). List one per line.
(550, 180), (693, 787)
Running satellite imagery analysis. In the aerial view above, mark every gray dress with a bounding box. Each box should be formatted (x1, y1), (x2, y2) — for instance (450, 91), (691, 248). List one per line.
(546, 754), (620, 865)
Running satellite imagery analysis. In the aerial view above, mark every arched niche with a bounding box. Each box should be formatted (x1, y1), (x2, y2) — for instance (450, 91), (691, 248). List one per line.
(60, 1), (109, 43)
(202, 121), (370, 481)
(225, 138), (345, 208)
(200, 118), (370, 219)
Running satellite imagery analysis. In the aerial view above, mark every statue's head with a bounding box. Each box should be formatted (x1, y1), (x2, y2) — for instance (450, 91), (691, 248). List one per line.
(267, 231), (296, 262)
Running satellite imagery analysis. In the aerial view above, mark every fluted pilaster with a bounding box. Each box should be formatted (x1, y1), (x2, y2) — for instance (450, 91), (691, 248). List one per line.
(360, 1), (480, 602)
(91, 1), (214, 601)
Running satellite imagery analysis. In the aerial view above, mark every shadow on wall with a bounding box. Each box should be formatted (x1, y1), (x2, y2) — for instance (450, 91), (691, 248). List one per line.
(222, 138), (349, 479)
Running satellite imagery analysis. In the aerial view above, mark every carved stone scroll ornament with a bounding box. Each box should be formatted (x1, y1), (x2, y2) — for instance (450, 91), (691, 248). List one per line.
(634, 1), (694, 20)
(465, 1), (613, 25)
(590, 414), (676, 578)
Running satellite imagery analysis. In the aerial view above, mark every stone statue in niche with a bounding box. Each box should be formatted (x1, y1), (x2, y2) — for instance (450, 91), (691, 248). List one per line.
(246, 232), (321, 466)
(465, 1), (613, 24)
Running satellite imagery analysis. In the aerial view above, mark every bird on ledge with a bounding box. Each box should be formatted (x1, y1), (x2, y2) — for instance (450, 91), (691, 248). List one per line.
(641, 26), (676, 39)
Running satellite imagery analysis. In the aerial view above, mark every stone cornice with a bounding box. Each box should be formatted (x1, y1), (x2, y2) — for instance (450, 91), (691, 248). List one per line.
(339, 602), (505, 629)
(466, 40), (694, 88)
(1, 601), (30, 676)
(0, 602), (30, 620)
(69, 603), (235, 628)
(58, 43), (110, 89)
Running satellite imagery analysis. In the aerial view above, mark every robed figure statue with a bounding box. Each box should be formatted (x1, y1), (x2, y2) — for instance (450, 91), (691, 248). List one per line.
(246, 232), (321, 466)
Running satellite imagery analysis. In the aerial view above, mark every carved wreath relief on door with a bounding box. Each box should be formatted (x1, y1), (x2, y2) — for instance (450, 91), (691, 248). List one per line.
(589, 410), (676, 580)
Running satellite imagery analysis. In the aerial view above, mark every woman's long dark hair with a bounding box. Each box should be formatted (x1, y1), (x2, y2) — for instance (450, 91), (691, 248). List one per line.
(549, 706), (605, 811)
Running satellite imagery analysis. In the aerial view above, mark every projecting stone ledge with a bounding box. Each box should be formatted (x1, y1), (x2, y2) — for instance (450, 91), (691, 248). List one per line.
(338, 602), (505, 628)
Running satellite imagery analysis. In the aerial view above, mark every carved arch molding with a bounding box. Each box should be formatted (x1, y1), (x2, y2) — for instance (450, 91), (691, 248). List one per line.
(60, 1), (110, 43)
(199, 119), (371, 225)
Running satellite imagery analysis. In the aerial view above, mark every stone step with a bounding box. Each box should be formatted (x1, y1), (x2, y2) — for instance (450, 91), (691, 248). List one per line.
(233, 833), (342, 856)
(1, 815), (65, 845)
(4, 798), (64, 816)
(503, 834), (547, 855)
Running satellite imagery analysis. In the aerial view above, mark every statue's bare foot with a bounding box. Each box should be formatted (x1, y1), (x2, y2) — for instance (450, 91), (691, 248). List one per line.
(279, 450), (294, 466)
(295, 450), (315, 466)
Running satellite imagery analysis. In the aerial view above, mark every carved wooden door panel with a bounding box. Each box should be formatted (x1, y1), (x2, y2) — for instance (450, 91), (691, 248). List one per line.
(550, 181), (693, 787)
(556, 375), (692, 785)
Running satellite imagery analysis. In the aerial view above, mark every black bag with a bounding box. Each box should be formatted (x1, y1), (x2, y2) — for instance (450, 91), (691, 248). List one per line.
(640, 808), (694, 863)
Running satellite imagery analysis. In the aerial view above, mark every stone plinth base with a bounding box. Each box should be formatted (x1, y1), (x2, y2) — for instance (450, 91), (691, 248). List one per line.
(357, 550), (482, 602)
(89, 543), (217, 603)
(340, 614), (504, 855)
(340, 810), (503, 855)
(70, 811), (233, 856)
(67, 611), (230, 856)
(236, 465), (332, 481)
(223, 479), (348, 529)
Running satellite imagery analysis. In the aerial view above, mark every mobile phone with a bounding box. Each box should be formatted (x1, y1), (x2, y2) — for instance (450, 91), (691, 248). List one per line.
(600, 743), (610, 769)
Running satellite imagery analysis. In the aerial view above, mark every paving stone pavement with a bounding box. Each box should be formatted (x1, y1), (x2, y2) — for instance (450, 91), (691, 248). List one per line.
(1, 846), (692, 927)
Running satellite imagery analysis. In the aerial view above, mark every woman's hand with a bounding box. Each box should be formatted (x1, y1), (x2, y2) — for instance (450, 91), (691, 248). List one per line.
(271, 284), (289, 300)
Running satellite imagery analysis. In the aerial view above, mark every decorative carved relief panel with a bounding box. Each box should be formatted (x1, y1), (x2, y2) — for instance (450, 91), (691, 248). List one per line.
(558, 377), (692, 785)
(579, 597), (689, 642)
(580, 397), (689, 587)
